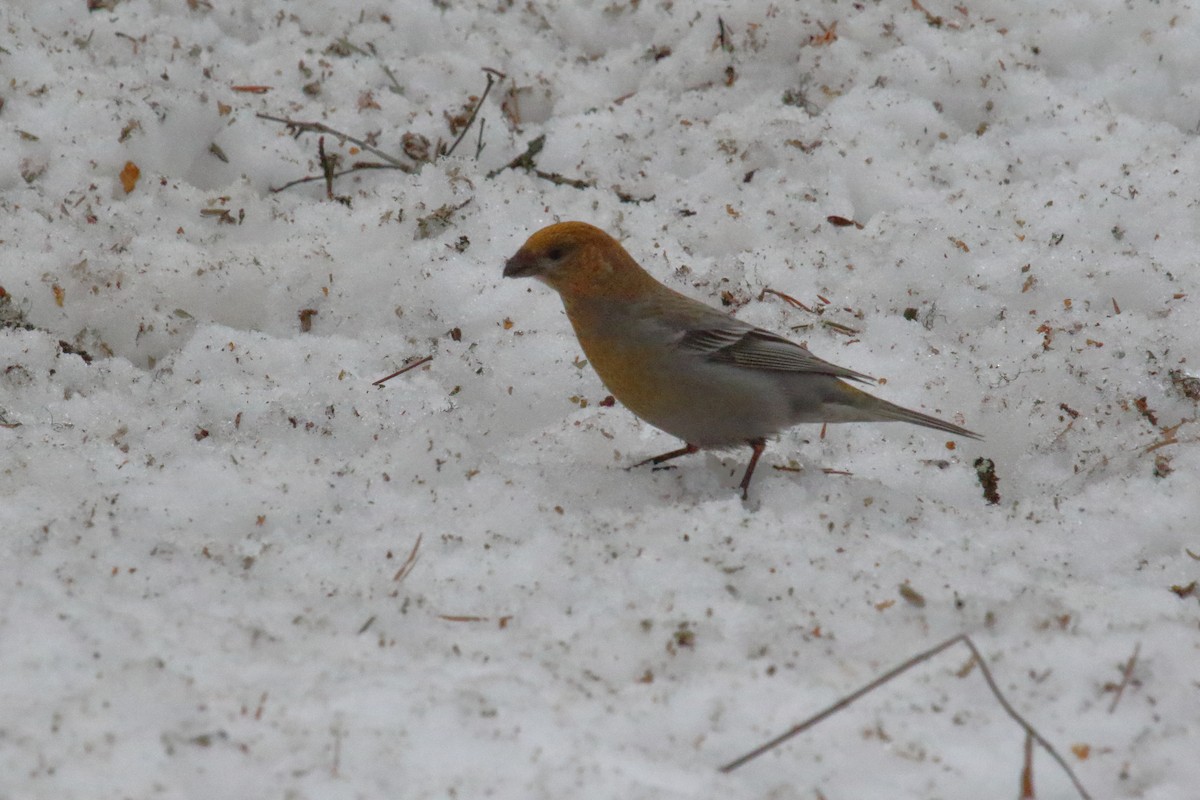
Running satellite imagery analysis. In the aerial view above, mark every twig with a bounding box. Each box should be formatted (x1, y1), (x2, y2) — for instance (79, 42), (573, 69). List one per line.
(474, 116), (487, 160)
(257, 113), (413, 171)
(821, 319), (861, 337)
(760, 288), (861, 336)
(487, 133), (546, 179)
(759, 287), (815, 313)
(352, 38), (404, 95)
(533, 168), (594, 189)
(380, 62), (404, 94)
(720, 635), (960, 772)
(443, 67), (504, 158)
(485, 131), (596, 189)
(373, 355), (433, 386)
(392, 533), (423, 582)
(615, 187), (655, 204)
(788, 319), (862, 337)
(1107, 642), (1140, 713)
(719, 633), (1092, 800)
(1142, 419), (1195, 454)
(1020, 731), (1036, 799)
(318, 136), (338, 199)
(716, 16), (733, 52)
(267, 162), (397, 194)
(330, 36), (370, 57)
(260, 67), (504, 193)
(260, 68), (605, 198)
(960, 637), (1089, 799)
(964, 637), (1090, 799)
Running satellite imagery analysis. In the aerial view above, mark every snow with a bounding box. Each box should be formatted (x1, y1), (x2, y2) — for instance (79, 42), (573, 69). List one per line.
(2, 1), (1198, 798)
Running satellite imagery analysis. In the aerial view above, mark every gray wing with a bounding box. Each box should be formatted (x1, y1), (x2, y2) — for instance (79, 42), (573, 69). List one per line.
(677, 324), (875, 384)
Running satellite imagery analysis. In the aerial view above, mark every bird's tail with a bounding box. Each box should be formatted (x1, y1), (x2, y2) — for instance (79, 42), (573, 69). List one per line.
(824, 380), (983, 440)
(867, 396), (982, 439)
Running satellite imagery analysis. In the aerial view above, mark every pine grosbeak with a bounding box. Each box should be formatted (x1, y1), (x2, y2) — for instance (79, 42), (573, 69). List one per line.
(504, 221), (981, 499)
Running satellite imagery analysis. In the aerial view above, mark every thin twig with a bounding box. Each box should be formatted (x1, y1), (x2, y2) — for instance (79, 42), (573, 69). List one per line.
(373, 355), (433, 386)
(1020, 731), (1036, 799)
(392, 533), (423, 582)
(788, 319), (862, 337)
(474, 116), (487, 160)
(443, 67), (504, 158)
(960, 636), (1091, 800)
(760, 287), (815, 312)
(485, 134), (594, 190)
(380, 62), (404, 94)
(257, 113), (413, 171)
(1107, 642), (1140, 713)
(534, 168), (594, 189)
(719, 635), (961, 773)
(1142, 419), (1195, 454)
(330, 36), (370, 57)
(716, 16), (732, 52)
(318, 136), (337, 199)
(719, 633), (1092, 800)
(487, 134), (545, 179)
(615, 187), (655, 204)
(356, 38), (404, 95)
(821, 319), (861, 337)
(267, 162), (398, 194)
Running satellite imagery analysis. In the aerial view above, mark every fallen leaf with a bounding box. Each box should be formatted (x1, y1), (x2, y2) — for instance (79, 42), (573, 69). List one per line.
(120, 161), (140, 193)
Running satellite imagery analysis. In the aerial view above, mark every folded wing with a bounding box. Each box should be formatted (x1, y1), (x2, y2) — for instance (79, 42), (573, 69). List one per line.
(677, 325), (875, 384)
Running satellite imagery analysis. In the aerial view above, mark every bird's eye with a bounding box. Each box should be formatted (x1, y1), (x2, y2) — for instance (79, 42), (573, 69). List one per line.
(546, 247), (564, 261)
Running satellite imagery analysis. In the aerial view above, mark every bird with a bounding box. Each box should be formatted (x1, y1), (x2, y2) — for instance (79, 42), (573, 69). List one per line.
(503, 221), (981, 499)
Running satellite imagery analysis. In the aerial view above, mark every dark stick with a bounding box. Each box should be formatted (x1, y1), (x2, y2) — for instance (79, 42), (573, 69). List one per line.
(718, 633), (1092, 800)
(443, 68), (504, 158)
(958, 636), (1091, 800)
(1107, 642), (1140, 713)
(719, 635), (962, 773)
(318, 136), (336, 199)
(373, 355), (433, 386)
(474, 116), (487, 160)
(257, 113), (413, 171)
(268, 163), (398, 194)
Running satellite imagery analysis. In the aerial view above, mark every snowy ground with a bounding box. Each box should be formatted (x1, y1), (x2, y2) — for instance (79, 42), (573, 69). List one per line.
(2, 1), (1198, 798)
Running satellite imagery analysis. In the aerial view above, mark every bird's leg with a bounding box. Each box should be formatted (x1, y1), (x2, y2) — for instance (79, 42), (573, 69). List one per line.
(737, 439), (767, 500)
(629, 443), (700, 471)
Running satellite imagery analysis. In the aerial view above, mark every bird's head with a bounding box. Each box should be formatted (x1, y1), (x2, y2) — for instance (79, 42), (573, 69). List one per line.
(503, 221), (655, 300)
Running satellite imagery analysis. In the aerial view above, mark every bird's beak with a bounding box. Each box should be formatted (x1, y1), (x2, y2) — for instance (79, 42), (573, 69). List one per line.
(502, 250), (537, 279)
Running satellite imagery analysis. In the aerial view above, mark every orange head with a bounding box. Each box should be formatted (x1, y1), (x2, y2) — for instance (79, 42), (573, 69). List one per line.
(503, 221), (659, 301)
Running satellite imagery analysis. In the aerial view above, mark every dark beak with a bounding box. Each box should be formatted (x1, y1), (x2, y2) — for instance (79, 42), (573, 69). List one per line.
(503, 250), (537, 279)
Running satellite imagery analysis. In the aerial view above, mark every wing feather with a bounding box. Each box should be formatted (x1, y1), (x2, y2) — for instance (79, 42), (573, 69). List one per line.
(677, 325), (874, 383)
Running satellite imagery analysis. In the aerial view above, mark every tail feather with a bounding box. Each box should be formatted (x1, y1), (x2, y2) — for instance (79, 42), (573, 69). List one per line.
(869, 397), (983, 440)
(821, 380), (983, 439)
